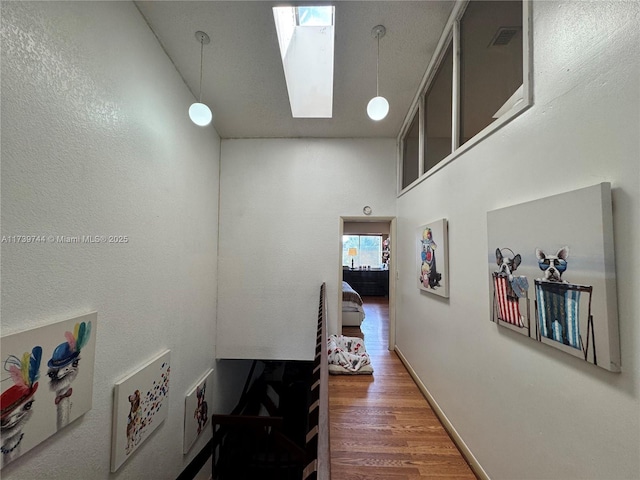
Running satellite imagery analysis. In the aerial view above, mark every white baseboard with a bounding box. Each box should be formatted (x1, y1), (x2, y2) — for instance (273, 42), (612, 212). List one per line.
(394, 346), (490, 480)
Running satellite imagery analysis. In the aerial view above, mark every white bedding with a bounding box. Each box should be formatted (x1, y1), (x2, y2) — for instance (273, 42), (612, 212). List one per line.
(342, 281), (365, 326)
(342, 300), (363, 312)
(327, 335), (373, 375)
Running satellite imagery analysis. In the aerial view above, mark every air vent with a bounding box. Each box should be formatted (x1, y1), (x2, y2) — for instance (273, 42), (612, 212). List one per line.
(489, 27), (520, 47)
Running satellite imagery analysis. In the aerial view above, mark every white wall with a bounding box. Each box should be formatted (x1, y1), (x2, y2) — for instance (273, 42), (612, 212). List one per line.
(284, 25), (335, 118)
(217, 138), (396, 360)
(1, 2), (226, 478)
(344, 222), (390, 235)
(395, 2), (639, 479)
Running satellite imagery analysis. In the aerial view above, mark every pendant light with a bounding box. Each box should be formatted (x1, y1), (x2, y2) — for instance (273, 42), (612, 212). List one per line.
(367, 25), (389, 121)
(189, 31), (213, 127)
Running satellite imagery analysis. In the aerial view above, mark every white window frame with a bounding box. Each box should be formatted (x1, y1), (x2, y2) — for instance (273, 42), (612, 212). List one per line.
(397, 0), (532, 196)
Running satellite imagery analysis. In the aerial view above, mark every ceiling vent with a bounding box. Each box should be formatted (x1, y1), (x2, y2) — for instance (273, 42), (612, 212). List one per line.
(488, 27), (520, 47)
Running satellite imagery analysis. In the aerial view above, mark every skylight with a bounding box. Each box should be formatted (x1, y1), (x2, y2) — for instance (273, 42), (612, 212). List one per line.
(297, 6), (333, 27)
(273, 6), (335, 118)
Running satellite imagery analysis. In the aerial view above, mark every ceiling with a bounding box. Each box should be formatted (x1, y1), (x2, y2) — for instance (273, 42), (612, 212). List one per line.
(135, 1), (455, 139)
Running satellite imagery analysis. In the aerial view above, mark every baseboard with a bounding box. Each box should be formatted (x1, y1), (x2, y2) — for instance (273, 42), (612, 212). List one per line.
(394, 346), (490, 480)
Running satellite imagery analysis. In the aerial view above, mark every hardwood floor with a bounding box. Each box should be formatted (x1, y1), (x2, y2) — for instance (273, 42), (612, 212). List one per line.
(330, 297), (476, 479)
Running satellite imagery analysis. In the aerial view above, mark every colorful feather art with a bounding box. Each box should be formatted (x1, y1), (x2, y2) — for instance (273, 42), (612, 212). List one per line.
(4, 346), (42, 392)
(64, 331), (76, 351)
(64, 321), (92, 353)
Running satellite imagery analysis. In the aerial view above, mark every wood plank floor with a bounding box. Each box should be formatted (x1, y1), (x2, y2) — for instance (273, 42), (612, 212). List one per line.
(329, 297), (476, 480)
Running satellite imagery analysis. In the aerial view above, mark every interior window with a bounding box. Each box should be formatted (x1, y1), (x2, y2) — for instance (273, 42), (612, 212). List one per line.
(459, 0), (523, 144)
(401, 111), (420, 189)
(397, 0), (529, 194)
(425, 42), (453, 172)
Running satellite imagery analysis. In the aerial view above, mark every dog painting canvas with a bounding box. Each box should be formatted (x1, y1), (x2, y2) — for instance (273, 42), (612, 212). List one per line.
(417, 219), (449, 298)
(111, 350), (170, 472)
(492, 247), (531, 335)
(183, 368), (213, 454)
(487, 183), (620, 372)
(1, 313), (97, 470)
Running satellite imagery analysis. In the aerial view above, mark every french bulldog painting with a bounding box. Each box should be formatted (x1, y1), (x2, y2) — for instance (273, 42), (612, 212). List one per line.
(536, 246), (569, 282)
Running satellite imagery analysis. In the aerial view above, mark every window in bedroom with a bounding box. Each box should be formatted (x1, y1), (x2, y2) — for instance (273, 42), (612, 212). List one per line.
(342, 235), (383, 268)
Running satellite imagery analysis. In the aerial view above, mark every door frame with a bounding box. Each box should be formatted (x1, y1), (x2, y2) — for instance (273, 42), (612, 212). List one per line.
(339, 216), (396, 351)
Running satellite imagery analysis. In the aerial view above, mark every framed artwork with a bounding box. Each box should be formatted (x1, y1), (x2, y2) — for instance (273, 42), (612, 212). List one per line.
(183, 368), (213, 454)
(487, 183), (620, 372)
(1, 312), (97, 469)
(417, 218), (449, 297)
(111, 350), (170, 472)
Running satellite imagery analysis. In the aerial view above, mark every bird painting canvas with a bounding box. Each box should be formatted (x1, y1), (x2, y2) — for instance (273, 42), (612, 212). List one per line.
(1, 313), (97, 469)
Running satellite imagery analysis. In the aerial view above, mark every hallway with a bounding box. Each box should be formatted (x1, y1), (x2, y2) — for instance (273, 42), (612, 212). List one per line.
(329, 297), (476, 479)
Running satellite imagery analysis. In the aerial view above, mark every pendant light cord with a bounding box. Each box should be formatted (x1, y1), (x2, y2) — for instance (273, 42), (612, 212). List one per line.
(376, 32), (380, 97)
(198, 36), (204, 103)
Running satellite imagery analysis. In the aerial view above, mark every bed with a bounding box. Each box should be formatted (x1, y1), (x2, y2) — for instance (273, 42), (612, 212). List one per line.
(342, 281), (365, 326)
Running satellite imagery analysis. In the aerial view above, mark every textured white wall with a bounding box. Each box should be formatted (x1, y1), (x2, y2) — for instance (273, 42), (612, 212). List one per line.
(395, 1), (639, 479)
(283, 25), (335, 118)
(1, 2), (224, 478)
(217, 138), (396, 360)
(344, 222), (390, 235)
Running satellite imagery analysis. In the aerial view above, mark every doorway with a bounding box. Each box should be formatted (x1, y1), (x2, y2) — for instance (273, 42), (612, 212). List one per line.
(338, 216), (396, 350)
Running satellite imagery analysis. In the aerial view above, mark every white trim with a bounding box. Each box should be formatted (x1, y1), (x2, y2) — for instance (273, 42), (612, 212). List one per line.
(399, 170), (423, 194)
(452, 20), (461, 151)
(523, 0), (534, 107)
(337, 219), (344, 333)
(388, 217), (397, 351)
(396, 140), (402, 194)
(398, 99), (420, 141)
(418, 95), (425, 176)
(395, 346), (490, 480)
(492, 84), (524, 119)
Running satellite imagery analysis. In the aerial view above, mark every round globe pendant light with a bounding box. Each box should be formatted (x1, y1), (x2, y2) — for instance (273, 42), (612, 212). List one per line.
(189, 103), (212, 127)
(367, 96), (389, 121)
(367, 25), (389, 121)
(189, 31), (213, 127)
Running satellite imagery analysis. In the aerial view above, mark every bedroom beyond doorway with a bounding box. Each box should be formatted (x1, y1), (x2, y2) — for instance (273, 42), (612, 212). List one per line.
(339, 216), (396, 350)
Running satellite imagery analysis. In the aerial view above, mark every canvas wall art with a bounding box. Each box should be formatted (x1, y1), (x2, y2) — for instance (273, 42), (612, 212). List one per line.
(183, 368), (213, 454)
(111, 350), (170, 472)
(487, 183), (620, 372)
(417, 218), (449, 297)
(1, 312), (97, 469)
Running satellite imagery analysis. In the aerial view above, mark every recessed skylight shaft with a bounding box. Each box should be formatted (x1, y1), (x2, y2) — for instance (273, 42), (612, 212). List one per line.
(273, 6), (335, 118)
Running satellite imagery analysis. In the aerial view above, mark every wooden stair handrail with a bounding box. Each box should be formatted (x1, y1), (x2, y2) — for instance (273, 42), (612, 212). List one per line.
(303, 282), (331, 480)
